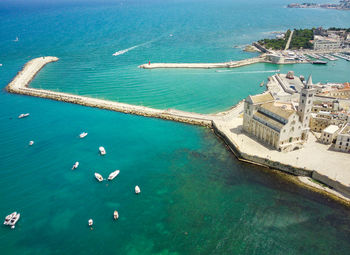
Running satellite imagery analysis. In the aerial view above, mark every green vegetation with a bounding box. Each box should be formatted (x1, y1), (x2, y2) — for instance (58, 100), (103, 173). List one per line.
(328, 27), (350, 32)
(258, 28), (313, 50)
(289, 29), (314, 49)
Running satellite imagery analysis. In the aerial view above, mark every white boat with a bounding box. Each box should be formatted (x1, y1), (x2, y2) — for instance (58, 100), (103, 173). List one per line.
(113, 210), (119, 220)
(108, 170), (120, 180)
(0, 64), (2, 67)
(135, 185), (141, 194)
(18, 113), (29, 119)
(94, 172), (103, 182)
(29, 141), (34, 146)
(8, 213), (20, 228)
(79, 132), (88, 138)
(72, 161), (79, 170)
(3, 212), (17, 225)
(14, 37), (19, 42)
(99, 146), (106, 155)
(88, 219), (93, 226)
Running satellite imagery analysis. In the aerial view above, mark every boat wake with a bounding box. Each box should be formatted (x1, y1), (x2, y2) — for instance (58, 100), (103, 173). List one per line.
(112, 39), (156, 56)
(216, 69), (280, 74)
(112, 45), (139, 56)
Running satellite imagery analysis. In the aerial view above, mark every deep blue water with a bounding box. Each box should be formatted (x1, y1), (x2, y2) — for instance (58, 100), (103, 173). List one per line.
(0, 1), (350, 254)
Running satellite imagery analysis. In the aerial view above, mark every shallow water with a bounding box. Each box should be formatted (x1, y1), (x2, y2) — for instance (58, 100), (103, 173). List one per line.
(0, 1), (350, 254)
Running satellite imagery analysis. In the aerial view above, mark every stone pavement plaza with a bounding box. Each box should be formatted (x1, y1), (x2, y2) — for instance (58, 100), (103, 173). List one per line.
(214, 104), (350, 187)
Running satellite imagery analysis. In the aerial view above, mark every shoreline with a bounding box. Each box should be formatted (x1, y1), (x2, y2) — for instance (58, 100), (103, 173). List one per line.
(6, 56), (350, 206)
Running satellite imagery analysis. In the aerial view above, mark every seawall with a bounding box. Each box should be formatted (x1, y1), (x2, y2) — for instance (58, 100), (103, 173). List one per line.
(212, 121), (313, 177)
(138, 57), (264, 69)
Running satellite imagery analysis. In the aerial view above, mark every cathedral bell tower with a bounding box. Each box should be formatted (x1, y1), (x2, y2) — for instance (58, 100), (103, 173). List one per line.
(298, 75), (315, 139)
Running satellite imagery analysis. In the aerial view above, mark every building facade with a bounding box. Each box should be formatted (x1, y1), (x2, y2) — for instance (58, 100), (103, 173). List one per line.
(313, 37), (342, 51)
(320, 125), (339, 144)
(335, 124), (350, 153)
(243, 76), (315, 152)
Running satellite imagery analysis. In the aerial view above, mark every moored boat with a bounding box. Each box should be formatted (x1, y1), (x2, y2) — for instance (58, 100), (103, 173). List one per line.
(108, 170), (120, 180)
(99, 146), (106, 155)
(88, 219), (93, 226)
(114, 210), (119, 220)
(3, 212), (17, 225)
(8, 213), (20, 228)
(94, 172), (103, 182)
(72, 161), (79, 170)
(18, 113), (30, 119)
(312, 60), (327, 65)
(79, 132), (88, 138)
(135, 185), (141, 194)
(29, 141), (34, 146)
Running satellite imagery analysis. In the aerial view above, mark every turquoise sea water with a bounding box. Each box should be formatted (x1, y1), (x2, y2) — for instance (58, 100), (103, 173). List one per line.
(1, 0), (350, 254)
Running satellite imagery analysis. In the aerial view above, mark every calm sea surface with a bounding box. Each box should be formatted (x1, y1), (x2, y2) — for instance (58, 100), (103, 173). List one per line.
(0, 0), (350, 254)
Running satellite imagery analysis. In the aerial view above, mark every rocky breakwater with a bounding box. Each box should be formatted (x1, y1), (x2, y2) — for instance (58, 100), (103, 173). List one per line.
(6, 57), (213, 127)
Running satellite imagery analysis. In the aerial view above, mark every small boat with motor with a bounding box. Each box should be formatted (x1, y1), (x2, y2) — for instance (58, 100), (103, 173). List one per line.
(113, 210), (119, 220)
(88, 219), (93, 226)
(260, 81), (264, 87)
(18, 113), (29, 119)
(79, 132), (88, 138)
(29, 141), (34, 146)
(108, 170), (120, 181)
(3, 212), (17, 225)
(94, 172), (103, 182)
(72, 162), (79, 170)
(99, 146), (106, 155)
(135, 185), (141, 194)
(312, 60), (327, 65)
(8, 213), (20, 229)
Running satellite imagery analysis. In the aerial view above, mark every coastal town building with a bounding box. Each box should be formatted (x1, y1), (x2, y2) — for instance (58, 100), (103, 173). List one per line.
(335, 124), (350, 153)
(320, 125), (339, 144)
(243, 76), (315, 151)
(313, 36), (342, 51)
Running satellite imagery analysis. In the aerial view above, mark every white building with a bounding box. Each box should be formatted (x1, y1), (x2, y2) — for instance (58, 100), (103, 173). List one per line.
(335, 124), (350, 153)
(243, 76), (315, 152)
(313, 36), (342, 51)
(320, 125), (339, 144)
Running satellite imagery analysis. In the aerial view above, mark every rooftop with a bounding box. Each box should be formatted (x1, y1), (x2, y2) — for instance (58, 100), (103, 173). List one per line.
(323, 125), (339, 134)
(260, 102), (296, 119)
(253, 111), (284, 131)
(248, 92), (274, 104)
(340, 124), (350, 135)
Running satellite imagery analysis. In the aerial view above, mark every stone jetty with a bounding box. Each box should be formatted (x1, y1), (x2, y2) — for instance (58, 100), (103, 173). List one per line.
(6, 56), (350, 204)
(6, 57), (213, 127)
(138, 57), (264, 69)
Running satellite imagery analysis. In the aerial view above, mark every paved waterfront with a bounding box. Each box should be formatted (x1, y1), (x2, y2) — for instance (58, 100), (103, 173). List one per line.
(213, 104), (350, 196)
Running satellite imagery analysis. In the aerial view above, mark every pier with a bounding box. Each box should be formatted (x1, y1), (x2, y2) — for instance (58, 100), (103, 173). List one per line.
(6, 57), (214, 127)
(138, 57), (264, 69)
(6, 56), (350, 204)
